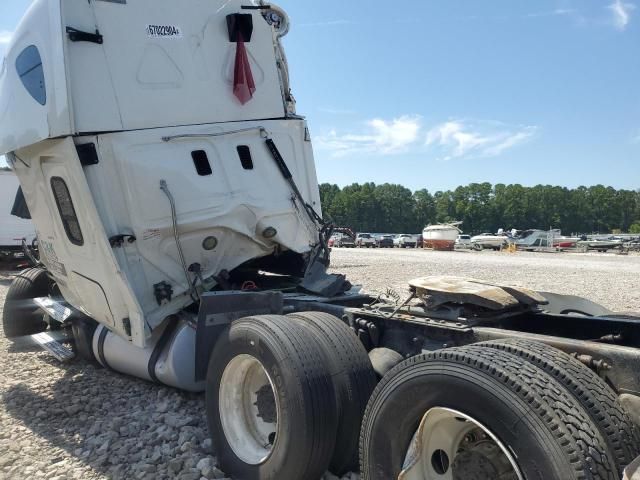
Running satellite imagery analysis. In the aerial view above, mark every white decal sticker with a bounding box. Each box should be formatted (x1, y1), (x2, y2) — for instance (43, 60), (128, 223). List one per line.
(146, 25), (183, 39)
(142, 229), (161, 241)
(40, 240), (67, 277)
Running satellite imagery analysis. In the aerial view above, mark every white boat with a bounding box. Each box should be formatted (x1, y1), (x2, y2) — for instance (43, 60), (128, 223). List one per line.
(470, 233), (508, 250)
(514, 229), (557, 249)
(579, 238), (624, 252)
(422, 223), (462, 251)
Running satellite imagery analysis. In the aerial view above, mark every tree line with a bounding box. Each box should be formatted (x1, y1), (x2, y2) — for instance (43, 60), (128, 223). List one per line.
(319, 182), (640, 235)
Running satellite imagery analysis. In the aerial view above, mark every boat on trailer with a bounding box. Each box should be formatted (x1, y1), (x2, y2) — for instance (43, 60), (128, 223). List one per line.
(422, 222), (462, 251)
(470, 233), (508, 251)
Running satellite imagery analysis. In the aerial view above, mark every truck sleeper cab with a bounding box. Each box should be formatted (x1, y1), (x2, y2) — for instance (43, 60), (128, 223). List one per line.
(0, 0), (340, 347)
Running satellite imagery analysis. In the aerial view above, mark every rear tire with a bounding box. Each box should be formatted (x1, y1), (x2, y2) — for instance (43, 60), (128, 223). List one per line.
(360, 346), (617, 480)
(287, 311), (377, 475)
(206, 315), (338, 480)
(478, 338), (640, 475)
(2, 268), (52, 339)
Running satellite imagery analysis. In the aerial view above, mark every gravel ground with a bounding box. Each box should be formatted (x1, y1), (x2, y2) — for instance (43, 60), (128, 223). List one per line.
(0, 249), (638, 480)
(329, 248), (640, 312)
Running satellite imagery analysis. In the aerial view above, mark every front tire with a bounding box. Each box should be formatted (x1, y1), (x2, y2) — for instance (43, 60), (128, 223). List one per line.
(206, 315), (338, 480)
(2, 268), (52, 339)
(360, 346), (617, 480)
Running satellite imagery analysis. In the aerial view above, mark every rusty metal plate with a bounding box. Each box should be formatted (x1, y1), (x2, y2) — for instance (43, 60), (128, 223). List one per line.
(408, 276), (547, 311)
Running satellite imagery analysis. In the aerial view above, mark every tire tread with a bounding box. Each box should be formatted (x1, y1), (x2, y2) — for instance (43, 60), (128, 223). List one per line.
(208, 314), (338, 480)
(2, 267), (50, 338)
(479, 338), (640, 474)
(288, 311), (376, 474)
(360, 346), (617, 480)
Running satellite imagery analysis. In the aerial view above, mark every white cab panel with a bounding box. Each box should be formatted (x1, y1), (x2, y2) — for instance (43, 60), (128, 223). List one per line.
(0, 0), (286, 155)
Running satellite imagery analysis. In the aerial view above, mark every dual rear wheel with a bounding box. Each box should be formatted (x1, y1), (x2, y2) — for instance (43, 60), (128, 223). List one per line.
(205, 313), (640, 480)
(360, 341), (640, 480)
(205, 312), (376, 480)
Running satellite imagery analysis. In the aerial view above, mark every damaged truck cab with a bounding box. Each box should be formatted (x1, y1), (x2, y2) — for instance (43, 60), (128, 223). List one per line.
(2, 1), (640, 480)
(1, 0), (337, 349)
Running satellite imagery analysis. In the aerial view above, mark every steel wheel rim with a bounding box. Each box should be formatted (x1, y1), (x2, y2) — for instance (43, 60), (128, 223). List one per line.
(400, 407), (523, 480)
(219, 354), (280, 465)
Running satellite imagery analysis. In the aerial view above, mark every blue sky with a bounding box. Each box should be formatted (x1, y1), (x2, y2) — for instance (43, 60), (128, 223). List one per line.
(1, 0), (638, 191)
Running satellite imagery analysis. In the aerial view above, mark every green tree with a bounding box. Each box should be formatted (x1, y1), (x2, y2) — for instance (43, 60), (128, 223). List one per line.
(413, 189), (436, 232)
(317, 181), (639, 235)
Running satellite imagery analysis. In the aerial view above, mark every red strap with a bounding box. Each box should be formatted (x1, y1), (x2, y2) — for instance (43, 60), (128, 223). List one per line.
(241, 281), (258, 291)
(233, 34), (256, 105)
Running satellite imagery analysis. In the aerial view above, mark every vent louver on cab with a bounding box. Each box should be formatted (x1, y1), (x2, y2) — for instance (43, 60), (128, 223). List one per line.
(237, 145), (254, 170)
(50, 177), (84, 246)
(192, 150), (212, 176)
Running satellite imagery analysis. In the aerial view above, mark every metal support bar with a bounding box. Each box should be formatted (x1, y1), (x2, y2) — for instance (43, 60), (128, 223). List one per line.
(160, 180), (199, 302)
(161, 126), (267, 142)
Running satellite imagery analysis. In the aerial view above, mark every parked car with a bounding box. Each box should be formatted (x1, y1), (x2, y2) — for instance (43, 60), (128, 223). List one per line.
(329, 227), (357, 249)
(455, 234), (472, 248)
(335, 235), (356, 248)
(376, 235), (395, 248)
(355, 233), (376, 248)
(394, 234), (416, 248)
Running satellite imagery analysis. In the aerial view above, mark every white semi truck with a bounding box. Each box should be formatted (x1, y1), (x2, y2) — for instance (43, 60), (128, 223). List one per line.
(1, 1), (639, 479)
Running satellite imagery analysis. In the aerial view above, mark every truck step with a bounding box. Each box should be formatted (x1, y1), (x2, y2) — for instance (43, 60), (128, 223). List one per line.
(31, 332), (75, 362)
(33, 297), (73, 324)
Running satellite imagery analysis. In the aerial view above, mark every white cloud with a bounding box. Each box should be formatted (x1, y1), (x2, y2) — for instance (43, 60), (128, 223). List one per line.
(609, 0), (635, 30)
(315, 115), (422, 157)
(315, 116), (536, 161)
(425, 120), (537, 161)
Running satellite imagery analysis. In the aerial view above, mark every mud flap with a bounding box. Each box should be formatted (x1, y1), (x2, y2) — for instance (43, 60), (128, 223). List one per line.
(301, 261), (350, 298)
(194, 291), (283, 381)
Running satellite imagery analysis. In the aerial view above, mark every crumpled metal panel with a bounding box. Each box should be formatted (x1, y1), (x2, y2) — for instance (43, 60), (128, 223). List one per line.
(408, 276), (548, 311)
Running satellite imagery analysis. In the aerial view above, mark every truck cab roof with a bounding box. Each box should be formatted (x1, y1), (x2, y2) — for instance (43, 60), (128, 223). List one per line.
(0, 0), (288, 155)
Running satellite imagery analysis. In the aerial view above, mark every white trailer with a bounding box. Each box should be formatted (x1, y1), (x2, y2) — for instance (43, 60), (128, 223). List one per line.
(1, 2), (639, 479)
(0, 170), (36, 248)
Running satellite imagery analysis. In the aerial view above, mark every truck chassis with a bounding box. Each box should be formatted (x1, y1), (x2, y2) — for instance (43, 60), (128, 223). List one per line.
(5, 270), (640, 480)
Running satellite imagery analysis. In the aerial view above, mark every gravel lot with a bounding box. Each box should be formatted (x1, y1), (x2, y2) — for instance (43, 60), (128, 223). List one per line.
(0, 249), (638, 480)
(330, 248), (640, 312)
